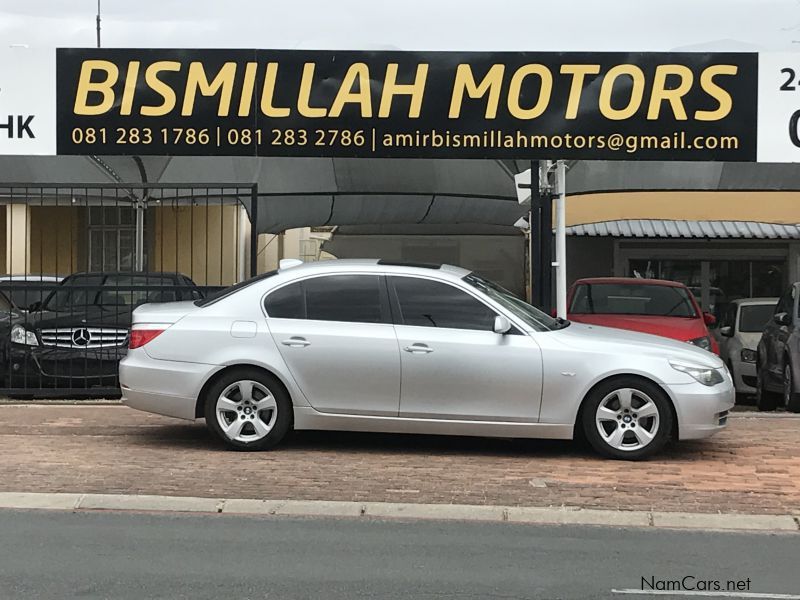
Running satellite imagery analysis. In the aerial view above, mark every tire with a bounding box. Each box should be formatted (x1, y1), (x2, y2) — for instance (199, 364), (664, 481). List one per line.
(756, 366), (780, 412)
(581, 377), (673, 460)
(783, 362), (800, 414)
(203, 367), (292, 451)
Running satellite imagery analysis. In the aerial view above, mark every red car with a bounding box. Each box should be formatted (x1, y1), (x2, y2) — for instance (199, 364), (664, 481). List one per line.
(566, 277), (719, 354)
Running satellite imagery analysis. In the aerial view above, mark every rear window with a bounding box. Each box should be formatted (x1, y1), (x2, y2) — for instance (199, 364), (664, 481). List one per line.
(570, 283), (697, 318)
(739, 303), (776, 333)
(195, 270), (278, 307)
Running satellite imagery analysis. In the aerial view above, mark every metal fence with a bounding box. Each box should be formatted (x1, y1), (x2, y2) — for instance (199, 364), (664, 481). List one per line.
(0, 183), (257, 398)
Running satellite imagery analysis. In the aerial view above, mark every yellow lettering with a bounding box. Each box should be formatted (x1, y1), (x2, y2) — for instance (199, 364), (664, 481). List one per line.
(330, 63), (373, 118)
(260, 62), (291, 118)
(119, 61), (140, 116)
(298, 63), (328, 118)
(182, 61), (237, 117)
(238, 62), (258, 117)
(647, 64), (693, 120)
(449, 64), (505, 119)
(560, 64), (601, 119)
(379, 63), (428, 118)
(695, 64), (737, 121)
(140, 61), (180, 116)
(599, 64), (645, 120)
(73, 60), (118, 116)
(507, 64), (552, 120)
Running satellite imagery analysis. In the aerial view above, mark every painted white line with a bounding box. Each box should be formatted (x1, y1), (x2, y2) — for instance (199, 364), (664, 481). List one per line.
(612, 589), (800, 599)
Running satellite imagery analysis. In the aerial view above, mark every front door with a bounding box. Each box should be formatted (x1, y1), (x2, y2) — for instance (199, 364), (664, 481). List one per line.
(389, 276), (542, 422)
(265, 273), (400, 416)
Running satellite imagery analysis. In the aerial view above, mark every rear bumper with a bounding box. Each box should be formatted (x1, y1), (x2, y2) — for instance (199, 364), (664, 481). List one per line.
(667, 375), (735, 440)
(119, 350), (216, 421)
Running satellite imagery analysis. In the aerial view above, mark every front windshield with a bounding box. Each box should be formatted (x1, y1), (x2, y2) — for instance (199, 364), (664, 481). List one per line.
(739, 304), (776, 333)
(43, 276), (186, 311)
(570, 283), (697, 318)
(463, 273), (560, 331)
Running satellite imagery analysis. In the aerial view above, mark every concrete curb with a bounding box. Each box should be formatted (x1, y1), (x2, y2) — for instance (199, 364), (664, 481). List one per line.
(0, 492), (797, 532)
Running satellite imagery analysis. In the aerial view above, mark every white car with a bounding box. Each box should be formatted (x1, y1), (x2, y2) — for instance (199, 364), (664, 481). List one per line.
(717, 297), (778, 398)
(120, 259), (734, 460)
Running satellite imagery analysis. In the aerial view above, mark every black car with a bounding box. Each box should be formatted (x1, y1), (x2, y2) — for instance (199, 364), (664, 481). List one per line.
(0, 276), (63, 312)
(756, 282), (800, 413)
(5, 272), (202, 396)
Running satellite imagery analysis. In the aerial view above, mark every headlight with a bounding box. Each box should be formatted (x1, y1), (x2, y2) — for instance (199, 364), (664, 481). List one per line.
(670, 360), (724, 386)
(687, 336), (712, 352)
(10, 324), (38, 346)
(740, 348), (757, 363)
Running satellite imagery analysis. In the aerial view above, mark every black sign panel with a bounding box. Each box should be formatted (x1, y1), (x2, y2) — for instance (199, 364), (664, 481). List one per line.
(56, 48), (758, 160)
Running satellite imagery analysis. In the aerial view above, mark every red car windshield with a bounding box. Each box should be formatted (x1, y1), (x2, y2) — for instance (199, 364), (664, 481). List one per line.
(570, 283), (698, 318)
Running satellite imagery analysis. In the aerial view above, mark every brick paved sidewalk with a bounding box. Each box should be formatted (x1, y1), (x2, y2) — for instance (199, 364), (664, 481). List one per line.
(0, 405), (798, 515)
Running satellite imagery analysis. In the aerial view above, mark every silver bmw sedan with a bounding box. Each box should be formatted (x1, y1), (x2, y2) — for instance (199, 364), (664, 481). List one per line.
(120, 259), (734, 460)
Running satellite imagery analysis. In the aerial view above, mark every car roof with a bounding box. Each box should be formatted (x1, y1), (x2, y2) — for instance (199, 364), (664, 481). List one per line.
(730, 297), (779, 305)
(573, 277), (686, 288)
(277, 259), (471, 279)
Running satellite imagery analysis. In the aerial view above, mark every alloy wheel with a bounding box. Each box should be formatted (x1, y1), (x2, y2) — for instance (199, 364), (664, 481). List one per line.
(595, 387), (660, 452)
(215, 380), (278, 443)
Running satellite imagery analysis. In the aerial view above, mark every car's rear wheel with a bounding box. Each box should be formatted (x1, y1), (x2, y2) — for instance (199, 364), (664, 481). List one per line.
(756, 366), (779, 412)
(783, 363), (800, 413)
(203, 368), (292, 450)
(581, 377), (673, 460)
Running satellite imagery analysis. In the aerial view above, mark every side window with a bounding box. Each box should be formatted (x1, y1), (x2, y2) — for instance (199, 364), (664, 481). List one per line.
(391, 276), (496, 331)
(304, 275), (384, 323)
(264, 275), (385, 324)
(264, 281), (304, 319)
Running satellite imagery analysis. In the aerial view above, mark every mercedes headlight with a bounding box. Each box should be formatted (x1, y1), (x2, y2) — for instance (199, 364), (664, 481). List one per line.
(687, 336), (712, 352)
(10, 324), (38, 346)
(740, 348), (757, 363)
(669, 360), (724, 386)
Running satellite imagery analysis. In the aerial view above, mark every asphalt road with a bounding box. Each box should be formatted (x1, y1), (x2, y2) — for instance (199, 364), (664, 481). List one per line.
(0, 510), (797, 600)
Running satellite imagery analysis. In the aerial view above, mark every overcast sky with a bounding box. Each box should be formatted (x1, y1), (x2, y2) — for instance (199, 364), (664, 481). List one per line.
(0, 0), (798, 52)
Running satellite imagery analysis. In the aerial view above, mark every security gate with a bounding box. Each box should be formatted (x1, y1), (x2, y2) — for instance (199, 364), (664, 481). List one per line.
(0, 183), (257, 398)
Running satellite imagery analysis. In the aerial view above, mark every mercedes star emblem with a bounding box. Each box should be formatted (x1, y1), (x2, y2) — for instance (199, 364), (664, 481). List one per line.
(72, 328), (92, 347)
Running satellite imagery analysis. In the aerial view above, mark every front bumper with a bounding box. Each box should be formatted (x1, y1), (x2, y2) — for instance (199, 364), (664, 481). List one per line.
(6, 344), (125, 389)
(667, 374), (735, 440)
(731, 357), (757, 394)
(119, 349), (217, 421)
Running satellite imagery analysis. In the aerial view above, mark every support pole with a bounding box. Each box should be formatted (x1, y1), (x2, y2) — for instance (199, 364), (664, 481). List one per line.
(555, 160), (567, 319)
(249, 185), (258, 278)
(538, 160), (553, 314)
(134, 199), (145, 271)
(529, 160), (542, 308)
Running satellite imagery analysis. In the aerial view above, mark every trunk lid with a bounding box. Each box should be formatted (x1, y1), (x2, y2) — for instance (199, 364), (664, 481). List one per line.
(131, 301), (198, 325)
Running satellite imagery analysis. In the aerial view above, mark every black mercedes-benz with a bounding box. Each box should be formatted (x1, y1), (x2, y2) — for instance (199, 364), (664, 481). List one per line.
(6, 272), (202, 396)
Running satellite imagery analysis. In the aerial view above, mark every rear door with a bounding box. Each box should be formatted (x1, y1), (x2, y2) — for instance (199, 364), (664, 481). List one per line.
(265, 273), (401, 416)
(389, 275), (542, 422)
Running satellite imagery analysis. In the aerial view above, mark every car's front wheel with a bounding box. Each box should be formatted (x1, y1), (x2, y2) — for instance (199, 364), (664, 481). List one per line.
(204, 368), (292, 450)
(783, 363), (800, 413)
(582, 377), (673, 460)
(756, 366), (780, 412)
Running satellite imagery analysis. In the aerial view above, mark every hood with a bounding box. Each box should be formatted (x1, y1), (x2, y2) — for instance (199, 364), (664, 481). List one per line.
(556, 321), (723, 369)
(24, 305), (132, 330)
(737, 331), (763, 350)
(568, 314), (707, 342)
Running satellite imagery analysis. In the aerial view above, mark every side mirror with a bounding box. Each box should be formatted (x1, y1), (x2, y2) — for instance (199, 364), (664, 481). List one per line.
(702, 312), (716, 326)
(493, 315), (512, 334)
(774, 312), (792, 326)
(719, 325), (733, 337)
(27, 301), (41, 313)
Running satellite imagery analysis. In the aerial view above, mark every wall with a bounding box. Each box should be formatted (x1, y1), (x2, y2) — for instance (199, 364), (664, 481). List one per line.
(28, 207), (84, 275)
(567, 191), (800, 226)
(565, 236), (615, 285)
(152, 204), (240, 286)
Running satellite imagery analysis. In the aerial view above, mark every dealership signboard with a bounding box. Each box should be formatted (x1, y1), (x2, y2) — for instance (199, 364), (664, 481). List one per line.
(0, 47), (798, 161)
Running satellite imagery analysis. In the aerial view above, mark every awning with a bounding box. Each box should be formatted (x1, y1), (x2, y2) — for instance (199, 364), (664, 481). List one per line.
(566, 219), (800, 239)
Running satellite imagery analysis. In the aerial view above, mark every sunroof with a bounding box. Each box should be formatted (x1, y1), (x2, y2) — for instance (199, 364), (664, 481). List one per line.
(376, 260), (442, 269)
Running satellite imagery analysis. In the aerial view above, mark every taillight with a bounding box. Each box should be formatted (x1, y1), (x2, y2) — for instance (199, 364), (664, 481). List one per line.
(129, 327), (166, 349)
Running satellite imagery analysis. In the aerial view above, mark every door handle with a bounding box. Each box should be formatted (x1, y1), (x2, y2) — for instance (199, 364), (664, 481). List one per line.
(403, 343), (433, 354)
(282, 337), (311, 348)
